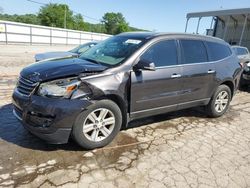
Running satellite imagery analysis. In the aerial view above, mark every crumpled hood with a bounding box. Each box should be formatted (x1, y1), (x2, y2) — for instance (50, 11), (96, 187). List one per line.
(20, 57), (108, 82)
(35, 51), (78, 61)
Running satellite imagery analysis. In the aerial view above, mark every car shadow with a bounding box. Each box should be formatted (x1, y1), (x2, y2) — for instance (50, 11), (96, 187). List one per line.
(126, 106), (207, 129)
(0, 103), (208, 151)
(0, 104), (83, 151)
(239, 85), (250, 92)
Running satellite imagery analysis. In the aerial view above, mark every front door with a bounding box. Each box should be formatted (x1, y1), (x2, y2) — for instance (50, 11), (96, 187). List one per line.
(130, 39), (181, 119)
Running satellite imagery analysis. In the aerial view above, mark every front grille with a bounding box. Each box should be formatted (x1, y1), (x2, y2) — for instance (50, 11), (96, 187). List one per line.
(17, 76), (38, 96)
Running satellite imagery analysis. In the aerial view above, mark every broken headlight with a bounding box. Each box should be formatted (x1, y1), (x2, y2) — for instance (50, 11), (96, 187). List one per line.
(37, 78), (81, 98)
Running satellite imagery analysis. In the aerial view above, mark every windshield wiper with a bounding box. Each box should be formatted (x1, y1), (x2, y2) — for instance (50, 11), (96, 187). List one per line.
(81, 57), (102, 65)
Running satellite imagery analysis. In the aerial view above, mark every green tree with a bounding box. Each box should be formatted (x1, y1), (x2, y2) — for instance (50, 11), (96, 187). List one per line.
(0, 13), (40, 25)
(73, 13), (85, 30)
(38, 3), (74, 29)
(0, 4), (146, 34)
(117, 22), (130, 33)
(102, 12), (129, 34)
(16, 14), (40, 25)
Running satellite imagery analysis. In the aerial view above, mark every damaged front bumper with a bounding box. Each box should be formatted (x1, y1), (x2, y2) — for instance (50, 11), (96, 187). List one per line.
(12, 88), (92, 144)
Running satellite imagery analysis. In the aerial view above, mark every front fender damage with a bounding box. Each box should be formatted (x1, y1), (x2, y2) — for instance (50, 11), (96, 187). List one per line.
(72, 71), (131, 128)
(78, 72), (130, 101)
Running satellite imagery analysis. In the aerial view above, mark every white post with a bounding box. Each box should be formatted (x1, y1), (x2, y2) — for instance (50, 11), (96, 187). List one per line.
(185, 18), (189, 33)
(196, 17), (201, 34)
(30, 26), (32, 45)
(210, 17), (214, 29)
(4, 23), (7, 44)
(66, 31), (68, 45)
(50, 29), (52, 46)
(223, 16), (230, 40)
(80, 32), (81, 44)
(239, 14), (248, 46)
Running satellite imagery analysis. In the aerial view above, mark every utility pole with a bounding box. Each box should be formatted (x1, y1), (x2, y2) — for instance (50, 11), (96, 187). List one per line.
(64, 5), (67, 29)
(0, 6), (3, 14)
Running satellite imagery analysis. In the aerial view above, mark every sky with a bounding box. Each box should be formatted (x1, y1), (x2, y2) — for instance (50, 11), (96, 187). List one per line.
(0, 0), (250, 33)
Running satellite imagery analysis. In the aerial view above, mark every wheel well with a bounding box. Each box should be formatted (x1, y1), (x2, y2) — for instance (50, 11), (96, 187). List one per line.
(100, 94), (128, 130)
(221, 81), (234, 97)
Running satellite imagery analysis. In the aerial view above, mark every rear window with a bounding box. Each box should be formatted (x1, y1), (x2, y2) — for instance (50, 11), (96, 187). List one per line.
(180, 40), (208, 64)
(234, 47), (249, 56)
(206, 41), (232, 61)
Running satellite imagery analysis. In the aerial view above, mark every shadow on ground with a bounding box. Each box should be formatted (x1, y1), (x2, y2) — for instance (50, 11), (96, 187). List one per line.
(0, 103), (208, 152)
(0, 104), (83, 152)
(239, 85), (250, 92)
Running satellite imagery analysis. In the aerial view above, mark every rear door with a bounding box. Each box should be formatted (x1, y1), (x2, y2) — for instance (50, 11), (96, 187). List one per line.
(130, 39), (182, 118)
(177, 39), (216, 105)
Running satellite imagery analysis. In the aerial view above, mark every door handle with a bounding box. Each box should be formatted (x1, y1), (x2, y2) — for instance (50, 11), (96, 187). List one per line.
(207, 70), (216, 74)
(171, 74), (182, 78)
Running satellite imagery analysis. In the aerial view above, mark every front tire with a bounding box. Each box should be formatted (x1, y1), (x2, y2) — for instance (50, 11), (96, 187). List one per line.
(206, 85), (231, 118)
(72, 100), (122, 149)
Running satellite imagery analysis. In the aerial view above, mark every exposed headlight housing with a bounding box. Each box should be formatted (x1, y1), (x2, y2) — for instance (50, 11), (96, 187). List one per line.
(37, 78), (81, 98)
(247, 62), (250, 67)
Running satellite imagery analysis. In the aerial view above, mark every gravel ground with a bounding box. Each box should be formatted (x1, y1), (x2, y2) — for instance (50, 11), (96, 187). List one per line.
(0, 45), (250, 188)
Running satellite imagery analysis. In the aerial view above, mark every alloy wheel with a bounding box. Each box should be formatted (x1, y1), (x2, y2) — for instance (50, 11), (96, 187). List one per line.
(82, 108), (115, 142)
(214, 91), (229, 113)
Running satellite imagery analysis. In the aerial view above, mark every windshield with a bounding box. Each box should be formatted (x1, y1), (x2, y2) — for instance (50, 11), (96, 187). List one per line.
(79, 36), (145, 67)
(233, 47), (249, 56)
(69, 45), (83, 53)
(69, 43), (96, 54)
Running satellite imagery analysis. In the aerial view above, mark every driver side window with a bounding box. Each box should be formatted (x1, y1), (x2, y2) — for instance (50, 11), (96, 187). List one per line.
(141, 39), (178, 67)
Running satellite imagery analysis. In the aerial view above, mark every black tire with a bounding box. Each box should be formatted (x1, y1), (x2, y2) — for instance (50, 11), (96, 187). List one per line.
(206, 85), (232, 118)
(72, 99), (122, 150)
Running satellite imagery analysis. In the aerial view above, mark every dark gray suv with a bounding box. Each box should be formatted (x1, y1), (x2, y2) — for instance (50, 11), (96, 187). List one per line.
(12, 32), (242, 149)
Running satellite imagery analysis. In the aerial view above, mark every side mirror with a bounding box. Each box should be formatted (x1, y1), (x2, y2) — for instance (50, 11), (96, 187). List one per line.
(134, 59), (156, 71)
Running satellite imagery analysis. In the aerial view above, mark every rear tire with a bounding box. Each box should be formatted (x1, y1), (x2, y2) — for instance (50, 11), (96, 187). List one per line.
(72, 100), (122, 149)
(206, 85), (231, 118)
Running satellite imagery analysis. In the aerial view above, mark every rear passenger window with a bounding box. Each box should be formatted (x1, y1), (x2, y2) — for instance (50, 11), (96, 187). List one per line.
(206, 42), (232, 61)
(180, 40), (208, 64)
(140, 40), (178, 67)
(236, 48), (248, 56)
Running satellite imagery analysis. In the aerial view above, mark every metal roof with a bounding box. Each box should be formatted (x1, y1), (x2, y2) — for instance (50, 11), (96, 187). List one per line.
(187, 8), (250, 18)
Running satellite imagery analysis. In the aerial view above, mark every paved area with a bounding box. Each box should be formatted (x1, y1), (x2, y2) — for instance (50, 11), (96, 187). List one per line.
(0, 45), (250, 188)
(0, 45), (73, 76)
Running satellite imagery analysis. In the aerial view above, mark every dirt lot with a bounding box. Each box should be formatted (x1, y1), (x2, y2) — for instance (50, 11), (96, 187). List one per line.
(0, 45), (250, 188)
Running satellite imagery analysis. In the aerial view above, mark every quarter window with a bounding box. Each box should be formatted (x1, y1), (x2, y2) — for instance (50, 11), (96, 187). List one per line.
(206, 42), (232, 61)
(235, 47), (248, 56)
(140, 40), (178, 67)
(180, 40), (208, 64)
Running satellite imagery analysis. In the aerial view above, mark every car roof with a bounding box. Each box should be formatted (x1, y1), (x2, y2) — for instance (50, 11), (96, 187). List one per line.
(231, 46), (248, 49)
(117, 32), (226, 44)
